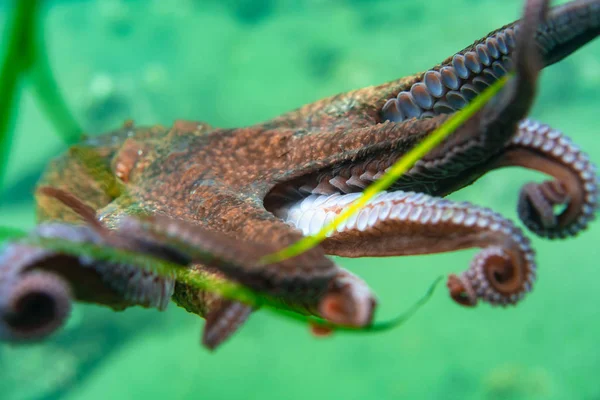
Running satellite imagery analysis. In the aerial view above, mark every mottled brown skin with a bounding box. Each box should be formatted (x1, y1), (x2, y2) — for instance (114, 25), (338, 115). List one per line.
(1, 0), (598, 349)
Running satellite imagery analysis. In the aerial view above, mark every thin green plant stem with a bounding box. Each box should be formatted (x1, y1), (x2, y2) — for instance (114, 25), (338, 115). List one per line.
(272, 276), (442, 333)
(261, 74), (510, 265)
(0, 225), (27, 242)
(0, 0), (82, 195)
(29, 31), (82, 145)
(0, 0), (40, 191)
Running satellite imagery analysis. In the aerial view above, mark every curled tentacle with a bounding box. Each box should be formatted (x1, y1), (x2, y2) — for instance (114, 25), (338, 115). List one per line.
(0, 223), (175, 319)
(447, 245), (535, 307)
(0, 270), (72, 341)
(497, 119), (598, 238)
(276, 190), (537, 307)
(0, 242), (76, 341)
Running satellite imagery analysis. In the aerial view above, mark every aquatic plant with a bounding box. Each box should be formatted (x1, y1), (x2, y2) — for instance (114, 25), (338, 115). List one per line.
(0, 0), (81, 190)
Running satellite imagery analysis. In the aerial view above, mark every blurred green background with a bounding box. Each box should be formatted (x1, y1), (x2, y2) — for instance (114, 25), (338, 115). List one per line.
(0, 0), (599, 399)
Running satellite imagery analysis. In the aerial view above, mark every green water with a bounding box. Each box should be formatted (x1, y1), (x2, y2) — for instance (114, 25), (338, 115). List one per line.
(1, 0), (599, 399)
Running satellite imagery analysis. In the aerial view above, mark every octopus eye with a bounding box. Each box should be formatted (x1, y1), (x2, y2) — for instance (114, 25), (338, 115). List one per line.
(1, 271), (73, 342)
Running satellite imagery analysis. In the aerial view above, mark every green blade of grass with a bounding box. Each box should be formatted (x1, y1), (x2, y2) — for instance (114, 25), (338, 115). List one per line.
(0, 0), (40, 190)
(0, 226), (28, 242)
(261, 74), (510, 265)
(29, 29), (83, 145)
(0, 0), (82, 195)
(275, 276), (443, 333)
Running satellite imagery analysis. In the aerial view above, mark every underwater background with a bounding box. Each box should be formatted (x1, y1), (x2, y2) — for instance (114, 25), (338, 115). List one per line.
(0, 0), (599, 399)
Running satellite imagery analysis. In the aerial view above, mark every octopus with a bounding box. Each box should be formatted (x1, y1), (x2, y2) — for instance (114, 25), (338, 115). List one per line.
(0, 0), (598, 350)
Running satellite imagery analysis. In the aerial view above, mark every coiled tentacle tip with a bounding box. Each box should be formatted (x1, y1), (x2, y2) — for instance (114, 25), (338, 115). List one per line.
(448, 244), (536, 308)
(0, 271), (73, 342)
(447, 274), (477, 307)
(510, 120), (599, 239)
